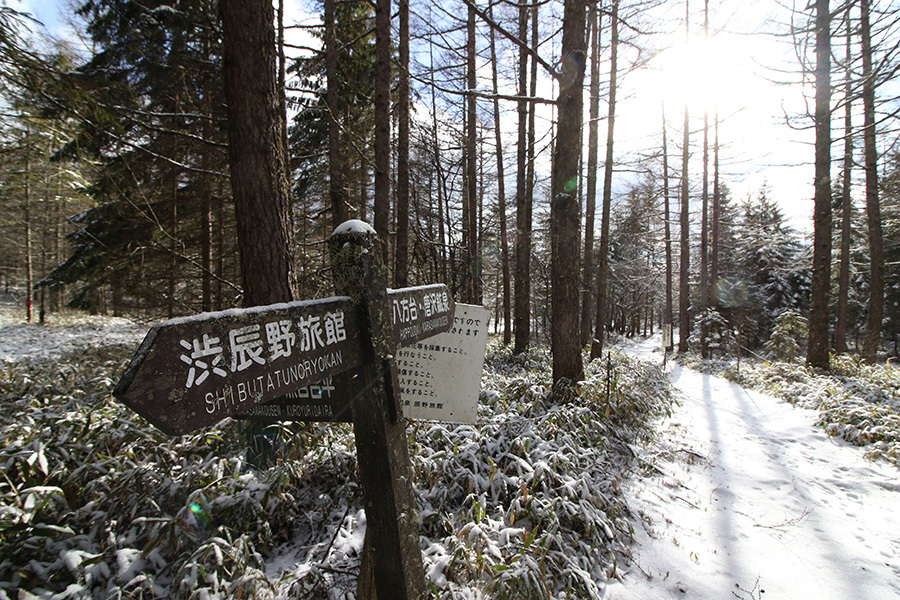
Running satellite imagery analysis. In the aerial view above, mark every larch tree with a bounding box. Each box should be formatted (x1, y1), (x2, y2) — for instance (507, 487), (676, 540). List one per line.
(807, 0), (833, 370)
(581, 3), (601, 348)
(592, 0), (619, 360)
(514, 0), (531, 354)
(860, 0), (884, 364)
(836, 20), (853, 355)
(551, 0), (587, 384)
(489, 2), (511, 344)
(678, 0), (691, 354)
(394, 0), (411, 288)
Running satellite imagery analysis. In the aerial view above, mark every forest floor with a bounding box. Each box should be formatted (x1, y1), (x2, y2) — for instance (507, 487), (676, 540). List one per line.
(606, 336), (900, 600)
(2, 304), (898, 598)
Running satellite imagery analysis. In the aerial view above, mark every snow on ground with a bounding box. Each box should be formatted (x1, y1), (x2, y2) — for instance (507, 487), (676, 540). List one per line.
(0, 304), (144, 362)
(607, 336), (900, 600)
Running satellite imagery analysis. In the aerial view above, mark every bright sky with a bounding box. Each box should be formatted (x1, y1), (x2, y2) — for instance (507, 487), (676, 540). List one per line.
(616, 1), (818, 233)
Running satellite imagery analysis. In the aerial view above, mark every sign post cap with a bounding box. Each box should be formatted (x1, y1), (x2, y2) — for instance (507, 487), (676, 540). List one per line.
(331, 219), (376, 238)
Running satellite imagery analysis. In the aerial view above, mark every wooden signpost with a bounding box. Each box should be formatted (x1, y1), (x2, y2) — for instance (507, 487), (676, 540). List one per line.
(113, 220), (474, 600)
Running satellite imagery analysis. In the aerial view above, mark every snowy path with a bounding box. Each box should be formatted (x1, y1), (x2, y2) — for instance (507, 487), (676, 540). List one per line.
(605, 339), (900, 600)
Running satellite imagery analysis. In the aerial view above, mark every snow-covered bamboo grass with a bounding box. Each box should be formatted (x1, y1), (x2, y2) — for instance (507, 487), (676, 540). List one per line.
(0, 309), (673, 599)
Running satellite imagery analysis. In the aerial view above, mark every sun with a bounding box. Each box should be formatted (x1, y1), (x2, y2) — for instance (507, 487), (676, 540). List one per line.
(649, 31), (772, 118)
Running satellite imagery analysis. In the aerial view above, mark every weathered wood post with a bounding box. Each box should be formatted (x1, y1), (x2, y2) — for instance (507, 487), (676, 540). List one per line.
(328, 220), (426, 600)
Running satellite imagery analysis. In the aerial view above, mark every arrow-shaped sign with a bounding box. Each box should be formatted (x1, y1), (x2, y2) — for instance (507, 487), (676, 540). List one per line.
(114, 284), (453, 435)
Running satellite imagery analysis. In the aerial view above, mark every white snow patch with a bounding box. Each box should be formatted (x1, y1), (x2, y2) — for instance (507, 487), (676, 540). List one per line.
(606, 334), (900, 600)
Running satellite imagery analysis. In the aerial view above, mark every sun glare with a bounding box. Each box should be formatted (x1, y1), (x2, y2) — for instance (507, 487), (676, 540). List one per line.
(651, 32), (769, 117)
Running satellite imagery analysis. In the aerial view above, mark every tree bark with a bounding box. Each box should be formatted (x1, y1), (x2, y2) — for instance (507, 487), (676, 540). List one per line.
(465, 2), (480, 304)
(551, 0), (586, 384)
(699, 0), (710, 358)
(663, 102), (674, 341)
(489, 4), (512, 344)
(221, 0), (295, 307)
(581, 4), (600, 348)
(836, 28), (852, 355)
(591, 0), (618, 360)
(373, 0), (391, 265)
(861, 0), (883, 364)
(325, 0), (347, 230)
(807, 0), (832, 369)
(514, 0), (531, 354)
(395, 0), (411, 288)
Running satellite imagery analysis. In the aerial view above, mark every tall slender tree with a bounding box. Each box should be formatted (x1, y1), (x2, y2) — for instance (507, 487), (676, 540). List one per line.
(551, 0), (587, 383)
(489, 3), (511, 344)
(514, 0), (531, 354)
(394, 0), (411, 287)
(581, 4), (600, 348)
(592, 0), (619, 360)
(860, 0), (883, 363)
(836, 23), (853, 355)
(807, 0), (833, 369)
(678, 0), (691, 353)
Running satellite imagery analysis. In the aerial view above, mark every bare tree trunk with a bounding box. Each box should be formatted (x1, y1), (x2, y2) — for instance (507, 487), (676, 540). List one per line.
(663, 102), (674, 339)
(591, 0), (618, 360)
(24, 134), (32, 323)
(325, 0), (347, 230)
(488, 5), (511, 343)
(395, 0), (410, 288)
(861, 0), (883, 363)
(465, 2), (479, 304)
(551, 0), (586, 384)
(514, 0), (531, 354)
(711, 108), (719, 313)
(699, 0), (710, 358)
(373, 0), (391, 265)
(581, 4), (600, 348)
(678, 2), (691, 354)
(836, 28), (853, 355)
(807, 0), (833, 369)
(221, 0), (295, 307)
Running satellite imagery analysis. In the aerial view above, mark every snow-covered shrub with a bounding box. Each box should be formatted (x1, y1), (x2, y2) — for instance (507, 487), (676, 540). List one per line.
(412, 345), (674, 598)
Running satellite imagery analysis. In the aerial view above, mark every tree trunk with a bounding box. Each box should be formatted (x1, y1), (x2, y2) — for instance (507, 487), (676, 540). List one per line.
(581, 4), (600, 348)
(373, 0), (391, 264)
(514, 0), (531, 354)
(551, 0), (586, 384)
(678, 3), (691, 353)
(711, 108), (719, 313)
(591, 0), (618, 360)
(465, 3), (479, 304)
(699, 0), (710, 358)
(394, 0), (410, 288)
(325, 0), (347, 230)
(24, 135), (32, 323)
(861, 0), (883, 364)
(836, 29), (852, 355)
(663, 102), (674, 342)
(221, 0), (295, 307)
(807, 0), (832, 369)
(488, 11), (511, 344)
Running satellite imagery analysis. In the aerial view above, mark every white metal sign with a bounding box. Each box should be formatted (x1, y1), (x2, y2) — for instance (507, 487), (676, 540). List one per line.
(397, 304), (489, 423)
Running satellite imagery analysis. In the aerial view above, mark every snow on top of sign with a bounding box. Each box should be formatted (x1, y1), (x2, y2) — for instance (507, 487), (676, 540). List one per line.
(150, 295), (352, 329)
(331, 219), (375, 236)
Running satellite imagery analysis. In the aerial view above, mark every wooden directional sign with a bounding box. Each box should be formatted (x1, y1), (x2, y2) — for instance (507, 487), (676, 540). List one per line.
(114, 284), (453, 435)
(238, 284), (455, 423)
